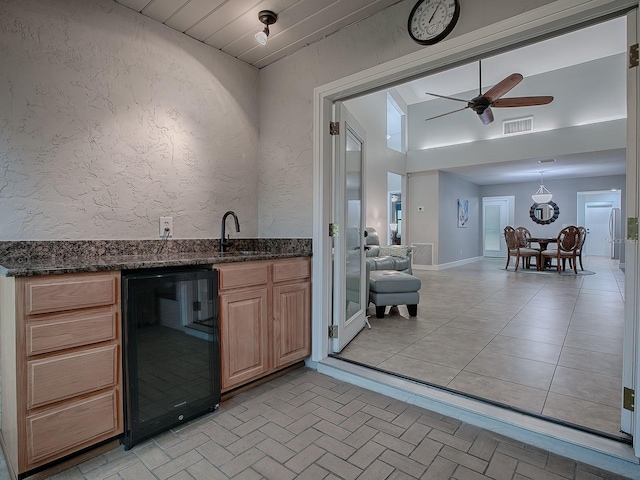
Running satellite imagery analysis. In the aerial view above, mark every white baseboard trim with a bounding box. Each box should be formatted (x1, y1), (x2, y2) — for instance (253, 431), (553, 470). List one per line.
(316, 357), (639, 478)
(412, 256), (483, 271)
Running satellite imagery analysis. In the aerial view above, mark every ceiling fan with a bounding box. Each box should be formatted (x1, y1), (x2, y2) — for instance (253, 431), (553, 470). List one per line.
(424, 62), (554, 125)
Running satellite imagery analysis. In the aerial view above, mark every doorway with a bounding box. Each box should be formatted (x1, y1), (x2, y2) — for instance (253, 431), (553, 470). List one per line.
(579, 190), (623, 258)
(313, 1), (640, 458)
(483, 196), (514, 257)
(388, 172), (402, 245)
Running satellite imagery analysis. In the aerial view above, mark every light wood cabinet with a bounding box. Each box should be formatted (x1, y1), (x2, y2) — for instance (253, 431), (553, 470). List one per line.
(218, 258), (311, 392)
(220, 287), (269, 389)
(0, 271), (122, 479)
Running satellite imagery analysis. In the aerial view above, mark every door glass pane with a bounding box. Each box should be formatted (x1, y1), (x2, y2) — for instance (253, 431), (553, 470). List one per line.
(345, 129), (363, 321)
(484, 205), (501, 251)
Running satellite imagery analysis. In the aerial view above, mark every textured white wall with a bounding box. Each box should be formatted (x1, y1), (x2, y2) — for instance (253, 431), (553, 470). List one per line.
(257, 0), (558, 237)
(0, 0), (259, 240)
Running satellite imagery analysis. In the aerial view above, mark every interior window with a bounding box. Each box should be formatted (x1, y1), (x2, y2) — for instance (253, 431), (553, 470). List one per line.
(386, 93), (405, 153)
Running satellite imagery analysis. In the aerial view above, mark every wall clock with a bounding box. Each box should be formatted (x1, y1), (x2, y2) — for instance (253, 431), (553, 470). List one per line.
(408, 0), (460, 46)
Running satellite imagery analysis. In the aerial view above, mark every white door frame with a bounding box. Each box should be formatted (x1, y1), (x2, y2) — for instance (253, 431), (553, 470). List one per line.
(311, 0), (639, 450)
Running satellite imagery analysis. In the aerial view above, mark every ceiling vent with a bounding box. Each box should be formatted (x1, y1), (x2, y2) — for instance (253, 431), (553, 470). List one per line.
(503, 116), (533, 135)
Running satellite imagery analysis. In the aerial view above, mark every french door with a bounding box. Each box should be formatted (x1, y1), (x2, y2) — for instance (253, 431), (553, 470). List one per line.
(622, 7), (640, 447)
(331, 102), (367, 353)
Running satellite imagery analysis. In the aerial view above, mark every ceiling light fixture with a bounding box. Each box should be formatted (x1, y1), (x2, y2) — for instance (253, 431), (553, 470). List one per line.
(255, 10), (277, 46)
(532, 171), (553, 203)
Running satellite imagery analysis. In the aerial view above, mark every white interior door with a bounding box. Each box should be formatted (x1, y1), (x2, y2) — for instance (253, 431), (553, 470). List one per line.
(584, 203), (614, 256)
(482, 196), (514, 257)
(622, 7), (639, 445)
(332, 102), (367, 353)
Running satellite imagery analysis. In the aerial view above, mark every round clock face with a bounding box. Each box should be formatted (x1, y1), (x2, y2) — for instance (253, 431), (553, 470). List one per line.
(408, 0), (460, 45)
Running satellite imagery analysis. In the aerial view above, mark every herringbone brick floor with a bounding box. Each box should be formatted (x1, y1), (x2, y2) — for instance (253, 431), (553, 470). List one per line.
(44, 368), (632, 480)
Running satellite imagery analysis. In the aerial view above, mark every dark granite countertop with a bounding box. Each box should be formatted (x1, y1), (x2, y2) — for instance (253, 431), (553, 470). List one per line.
(0, 239), (312, 277)
(0, 251), (309, 277)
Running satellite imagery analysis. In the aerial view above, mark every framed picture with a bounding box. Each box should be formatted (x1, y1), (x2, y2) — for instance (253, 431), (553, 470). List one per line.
(458, 199), (469, 228)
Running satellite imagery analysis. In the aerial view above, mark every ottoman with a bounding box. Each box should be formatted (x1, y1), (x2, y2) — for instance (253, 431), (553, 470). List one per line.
(369, 270), (421, 318)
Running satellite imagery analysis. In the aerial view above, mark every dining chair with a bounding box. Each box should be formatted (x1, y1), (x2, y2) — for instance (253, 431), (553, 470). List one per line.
(515, 226), (539, 269)
(576, 226), (587, 270)
(504, 226), (540, 271)
(540, 225), (581, 274)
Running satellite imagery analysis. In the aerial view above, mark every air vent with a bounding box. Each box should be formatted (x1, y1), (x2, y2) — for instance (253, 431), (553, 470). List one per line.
(412, 243), (434, 266)
(503, 116), (533, 135)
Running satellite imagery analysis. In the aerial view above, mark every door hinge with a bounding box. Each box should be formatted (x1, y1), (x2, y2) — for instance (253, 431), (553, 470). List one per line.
(627, 217), (639, 241)
(329, 223), (339, 237)
(623, 387), (635, 411)
(329, 325), (338, 338)
(329, 121), (340, 135)
(630, 44), (639, 68)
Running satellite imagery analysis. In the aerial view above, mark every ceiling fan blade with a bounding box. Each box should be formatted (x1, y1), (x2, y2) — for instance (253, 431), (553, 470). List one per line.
(483, 73), (523, 102)
(425, 106), (469, 122)
(425, 92), (469, 103)
(492, 96), (554, 107)
(478, 107), (494, 125)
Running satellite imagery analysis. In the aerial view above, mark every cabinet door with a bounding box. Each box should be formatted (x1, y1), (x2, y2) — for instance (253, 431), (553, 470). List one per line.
(272, 281), (310, 369)
(220, 288), (269, 391)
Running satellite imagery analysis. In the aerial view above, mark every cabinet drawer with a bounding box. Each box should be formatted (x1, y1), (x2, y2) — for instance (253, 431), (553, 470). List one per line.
(273, 259), (310, 283)
(26, 308), (117, 356)
(26, 390), (120, 465)
(26, 273), (118, 315)
(28, 344), (118, 409)
(218, 263), (269, 290)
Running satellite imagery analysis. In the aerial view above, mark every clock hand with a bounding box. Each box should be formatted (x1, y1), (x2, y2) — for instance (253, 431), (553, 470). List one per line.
(429, 6), (437, 23)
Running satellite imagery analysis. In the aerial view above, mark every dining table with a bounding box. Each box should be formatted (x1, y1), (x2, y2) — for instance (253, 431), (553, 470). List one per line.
(529, 237), (558, 270)
(529, 237), (557, 250)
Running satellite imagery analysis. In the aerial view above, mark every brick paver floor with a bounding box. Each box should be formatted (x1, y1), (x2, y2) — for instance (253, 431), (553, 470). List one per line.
(40, 368), (633, 479)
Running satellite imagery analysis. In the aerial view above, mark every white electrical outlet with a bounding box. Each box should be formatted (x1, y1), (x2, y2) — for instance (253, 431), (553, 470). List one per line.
(159, 217), (173, 238)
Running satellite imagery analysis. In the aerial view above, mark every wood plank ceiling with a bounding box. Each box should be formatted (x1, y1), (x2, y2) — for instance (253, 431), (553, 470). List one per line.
(114, 0), (404, 68)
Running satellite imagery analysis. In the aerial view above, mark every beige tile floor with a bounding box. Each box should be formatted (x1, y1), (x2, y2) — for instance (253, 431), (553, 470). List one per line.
(2, 368), (633, 480)
(337, 256), (628, 439)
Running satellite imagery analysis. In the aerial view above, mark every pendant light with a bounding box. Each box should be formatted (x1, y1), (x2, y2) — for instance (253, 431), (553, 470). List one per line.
(532, 171), (553, 203)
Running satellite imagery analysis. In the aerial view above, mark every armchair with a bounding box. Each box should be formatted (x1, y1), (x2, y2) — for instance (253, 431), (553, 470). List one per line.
(365, 227), (412, 274)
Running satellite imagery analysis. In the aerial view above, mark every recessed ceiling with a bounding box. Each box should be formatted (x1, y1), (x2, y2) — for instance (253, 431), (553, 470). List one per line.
(114, 0), (403, 68)
(390, 17), (627, 185)
(395, 17), (627, 105)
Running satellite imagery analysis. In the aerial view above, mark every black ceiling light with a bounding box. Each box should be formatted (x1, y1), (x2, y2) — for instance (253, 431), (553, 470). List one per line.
(255, 10), (277, 46)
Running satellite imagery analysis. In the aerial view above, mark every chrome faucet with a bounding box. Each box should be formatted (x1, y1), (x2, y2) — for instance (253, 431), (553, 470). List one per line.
(220, 211), (240, 253)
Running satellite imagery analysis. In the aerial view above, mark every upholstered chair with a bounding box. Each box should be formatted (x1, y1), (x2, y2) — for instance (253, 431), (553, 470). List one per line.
(504, 226), (541, 271)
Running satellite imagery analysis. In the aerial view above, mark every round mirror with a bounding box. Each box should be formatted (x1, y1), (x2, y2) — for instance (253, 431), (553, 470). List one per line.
(529, 201), (559, 225)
